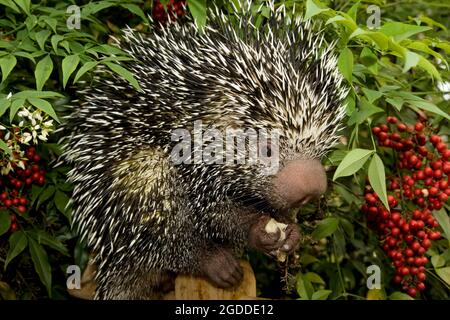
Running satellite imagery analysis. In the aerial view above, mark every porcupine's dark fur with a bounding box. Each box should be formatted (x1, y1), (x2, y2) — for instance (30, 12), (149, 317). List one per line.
(62, 1), (347, 299)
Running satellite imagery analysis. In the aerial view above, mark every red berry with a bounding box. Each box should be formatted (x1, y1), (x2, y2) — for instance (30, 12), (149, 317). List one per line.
(414, 122), (424, 132)
(417, 272), (426, 282)
(407, 288), (417, 298)
(436, 142), (447, 153)
(430, 135), (441, 145)
(372, 127), (381, 135)
(17, 205), (26, 214)
(417, 282), (426, 291)
(397, 123), (407, 132)
(387, 116), (397, 124)
(411, 242), (421, 251)
(4, 199), (12, 207)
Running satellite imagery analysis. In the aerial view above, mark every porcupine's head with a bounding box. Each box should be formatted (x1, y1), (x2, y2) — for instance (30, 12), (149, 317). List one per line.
(118, 1), (348, 219)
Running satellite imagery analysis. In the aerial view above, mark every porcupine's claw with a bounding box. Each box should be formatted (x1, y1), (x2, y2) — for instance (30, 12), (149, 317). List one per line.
(248, 215), (283, 257)
(200, 247), (244, 288)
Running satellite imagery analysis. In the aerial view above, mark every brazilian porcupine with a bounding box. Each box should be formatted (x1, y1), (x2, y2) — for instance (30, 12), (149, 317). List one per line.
(62, 1), (347, 299)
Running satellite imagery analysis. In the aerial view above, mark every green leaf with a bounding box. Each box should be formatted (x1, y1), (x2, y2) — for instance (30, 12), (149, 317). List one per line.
(333, 148), (374, 180)
(34, 55), (53, 91)
(0, 140), (12, 156)
(367, 288), (386, 300)
(10, 98), (25, 122)
(120, 4), (149, 22)
(37, 185), (55, 207)
(305, 0), (329, 20)
(0, 0), (20, 13)
(24, 15), (37, 30)
(389, 291), (414, 300)
(407, 100), (450, 121)
(0, 98), (11, 117)
(34, 30), (51, 50)
(27, 98), (59, 122)
(338, 47), (353, 82)
(45, 18), (58, 33)
(417, 55), (441, 80)
(368, 154), (390, 211)
(30, 185), (43, 207)
(346, 1), (359, 21)
(311, 289), (332, 300)
(379, 22), (431, 42)
(340, 218), (355, 239)
(104, 62), (141, 91)
(50, 35), (64, 53)
(360, 47), (377, 66)
(362, 88), (383, 103)
(0, 209), (11, 236)
(433, 209), (450, 245)
(304, 272), (325, 285)
(73, 61), (98, 83)
(28, 238), (52, 296)
(431, 254), (446, 269)
(13, 90), (63, 99)
(4, 231), (28, 269)
(187, 0), (207, 30)
(62, 55), (80, 88)
(33, 230), (69, 256)
(348, 99), (384, 125)
(386, 97), (404, 111)
(54, 190), (71, 221)
(299, 254), (319, 267)
(403, 50), (420, 73)
(13, 51), (36, 63)
(14, 0), (31, 15)
(296, 273), (314, 300)
(0, 54), (17, 83)
(436, 267), (450, 286)
(311, 217), (339, 240)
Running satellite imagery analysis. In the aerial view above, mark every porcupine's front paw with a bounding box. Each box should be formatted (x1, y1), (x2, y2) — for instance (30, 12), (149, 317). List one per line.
(200, 248), (244, 288)
(248, 215), (300, 257)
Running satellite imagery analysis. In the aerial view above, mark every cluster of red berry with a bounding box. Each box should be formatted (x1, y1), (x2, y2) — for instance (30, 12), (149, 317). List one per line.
(0, 147), (45, 232)
(152, 0), (186, 24)
(361, 116), (448, 298)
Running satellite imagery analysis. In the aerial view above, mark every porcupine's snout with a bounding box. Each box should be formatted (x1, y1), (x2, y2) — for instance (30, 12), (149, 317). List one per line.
(272, 159), (327, 208)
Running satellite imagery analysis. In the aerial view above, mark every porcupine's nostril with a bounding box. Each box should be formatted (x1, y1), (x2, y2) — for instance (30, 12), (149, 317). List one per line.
(272, 159), (327, 208)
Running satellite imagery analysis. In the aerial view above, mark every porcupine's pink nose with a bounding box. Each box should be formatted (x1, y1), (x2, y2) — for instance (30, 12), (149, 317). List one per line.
(272, 159), (327, 208)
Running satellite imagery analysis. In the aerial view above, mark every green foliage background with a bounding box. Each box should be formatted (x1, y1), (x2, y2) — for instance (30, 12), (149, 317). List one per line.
(0, 0), (449, 300)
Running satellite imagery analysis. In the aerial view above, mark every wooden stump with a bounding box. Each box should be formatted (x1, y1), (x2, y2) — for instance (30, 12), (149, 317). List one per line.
(68, 260), (257, 300)
(164, 260), (256, 300)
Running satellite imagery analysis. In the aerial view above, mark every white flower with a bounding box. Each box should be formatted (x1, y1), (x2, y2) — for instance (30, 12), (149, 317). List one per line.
(34, 124), (40, 130)
(31, 118), (36, 126)
(32, 130), (37, 139)
(34, 112), (43, 121)
(6, 92), (12, 100)
(19, 121), (24, 127)
(23, 132), (32, 143)
(0, 125), (6, 130)
(18, 108), (30, 118)
(5, 131), (10, 140)
(38, 134), (48, 141)
(43, 120), (53, 127)
(41, 129), (49, 138)
(17, 161), (26, 170)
